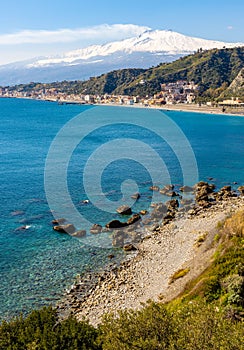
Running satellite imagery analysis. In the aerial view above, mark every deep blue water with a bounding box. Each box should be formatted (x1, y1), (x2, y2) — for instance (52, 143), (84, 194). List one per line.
(0, 98), (243, 320)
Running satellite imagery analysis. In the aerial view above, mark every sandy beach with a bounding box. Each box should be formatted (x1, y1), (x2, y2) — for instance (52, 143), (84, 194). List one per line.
(57, 187), (244, 326)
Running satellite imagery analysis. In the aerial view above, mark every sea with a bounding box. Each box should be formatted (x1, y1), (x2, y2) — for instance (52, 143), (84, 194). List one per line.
(0, 97), (244, 321)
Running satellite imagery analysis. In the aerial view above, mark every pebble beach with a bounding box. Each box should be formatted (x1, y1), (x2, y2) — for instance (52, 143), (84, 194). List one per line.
(57, 184), (244, 326)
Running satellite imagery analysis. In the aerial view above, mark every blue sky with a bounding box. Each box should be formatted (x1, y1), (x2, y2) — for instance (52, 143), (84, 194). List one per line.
(0, 0), (243, 65)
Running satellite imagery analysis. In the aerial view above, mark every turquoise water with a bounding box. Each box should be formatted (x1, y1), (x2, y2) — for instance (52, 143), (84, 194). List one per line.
(0, 98), (244, 320)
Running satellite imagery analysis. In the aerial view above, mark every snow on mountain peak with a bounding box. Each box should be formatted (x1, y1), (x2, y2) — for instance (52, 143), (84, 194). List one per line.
(27, 29), (243, 68)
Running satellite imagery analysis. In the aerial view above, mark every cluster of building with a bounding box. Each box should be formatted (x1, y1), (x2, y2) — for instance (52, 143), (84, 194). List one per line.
(1, 80), (243, 108)
(0, 80), (200, 106)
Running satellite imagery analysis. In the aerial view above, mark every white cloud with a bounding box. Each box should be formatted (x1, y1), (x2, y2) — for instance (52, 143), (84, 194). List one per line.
(227, 25), (233, 30)
(0, 24), (150, 45)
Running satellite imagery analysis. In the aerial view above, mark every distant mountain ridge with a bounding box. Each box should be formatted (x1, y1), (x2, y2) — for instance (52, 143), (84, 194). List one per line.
(0, 29), (243, 86)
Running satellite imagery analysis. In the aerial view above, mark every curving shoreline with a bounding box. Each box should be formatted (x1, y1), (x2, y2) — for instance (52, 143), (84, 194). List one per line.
(57, 184), (244, 326)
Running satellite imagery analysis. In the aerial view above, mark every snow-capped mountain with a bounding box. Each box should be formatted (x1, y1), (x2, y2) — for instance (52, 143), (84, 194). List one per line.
(0, 29), (243, 85)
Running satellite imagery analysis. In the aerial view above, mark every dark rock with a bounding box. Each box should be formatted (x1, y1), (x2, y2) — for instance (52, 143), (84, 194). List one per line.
(165, 191), (179, 197)
(180, 198), (194, 206)
(127, 214), (141, 225)
(72, 230), (86, 237)
(52, 218), (66, 225)
(53, 224), (76, 234)
(166, 199), (179, 210)
(150, 185), (160, 191)
(140, 209), (148, 215)
(238, 186), (244, 196)
(123, 243), (137, 252)
(131, 192), (140, 200)
(108, 254), (115, 259)
(194, 181), (215, 193)
(106, 220), (127, 229)
(90, 224), (102, 234)
(180, 185), (194, 192)
(116, 205), (132, 215)
(221, 185), (232, 192)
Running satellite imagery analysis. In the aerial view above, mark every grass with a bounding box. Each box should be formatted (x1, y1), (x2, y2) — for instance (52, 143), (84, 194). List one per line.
(169, 268), (190, 284)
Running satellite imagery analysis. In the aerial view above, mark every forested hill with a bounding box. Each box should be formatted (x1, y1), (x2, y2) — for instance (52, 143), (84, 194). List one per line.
(4, 46), (244, 100)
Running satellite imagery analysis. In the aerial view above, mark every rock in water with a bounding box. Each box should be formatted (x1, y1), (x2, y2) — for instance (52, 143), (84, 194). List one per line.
(106, 220), (128, 229)
(116, 205), (132, 215)
(127, 214), (141, 225)
(53, 224), (76, 234)
(72, 230), (86, 237)
(131, 192), (141, 200)
(52, 218), (66, 225)
(179, 185), (193, 192)
(90, 224), (102, 234)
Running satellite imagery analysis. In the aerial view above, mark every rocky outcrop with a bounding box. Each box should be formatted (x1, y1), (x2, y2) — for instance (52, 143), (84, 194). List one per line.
(106, 220), (127, 229)
(52, 218), (66, 225)
(116, 205), (132, 215)
(53, 224), (76, 234)
(151, 203), (168, 219)
(123, 243), (137, 252)
(238, 186), (244, 196)
(72, 230), (86, 237)
(127, 214), (141, 225)
(90, 224), (102, 234)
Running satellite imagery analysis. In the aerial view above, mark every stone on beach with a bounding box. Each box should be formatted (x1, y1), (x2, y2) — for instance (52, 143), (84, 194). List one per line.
(238, 186), (244, 195)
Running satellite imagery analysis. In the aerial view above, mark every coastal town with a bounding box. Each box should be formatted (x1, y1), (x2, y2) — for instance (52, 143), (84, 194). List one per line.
(1, 79), (243, 112)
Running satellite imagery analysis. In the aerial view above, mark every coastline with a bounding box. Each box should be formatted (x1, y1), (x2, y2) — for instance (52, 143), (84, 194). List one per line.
(1, 96), (244, 117)
(57, 187), (244, 326)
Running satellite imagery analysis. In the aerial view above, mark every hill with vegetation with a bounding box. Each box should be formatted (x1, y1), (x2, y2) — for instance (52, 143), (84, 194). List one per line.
(4, 47), (244, 101)
(0, 208), (243, 349)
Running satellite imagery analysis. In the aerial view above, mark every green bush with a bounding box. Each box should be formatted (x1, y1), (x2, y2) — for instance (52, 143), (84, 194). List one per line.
(0, 307), (100, 350)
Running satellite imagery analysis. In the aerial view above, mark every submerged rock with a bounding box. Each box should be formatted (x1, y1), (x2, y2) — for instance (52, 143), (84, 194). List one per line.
(131, 192), (141, 200)
(179, 185), (194, 192)
(90, 224), (102, 234)
(52, 218), (66, 225)
(72, 230), (86, 237)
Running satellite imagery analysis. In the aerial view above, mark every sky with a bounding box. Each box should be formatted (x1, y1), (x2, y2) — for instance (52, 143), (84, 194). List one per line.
(0, 0), (243, 65)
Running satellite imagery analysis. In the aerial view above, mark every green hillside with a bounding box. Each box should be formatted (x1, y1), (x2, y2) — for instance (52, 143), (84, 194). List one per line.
(113, 47), (244, 99)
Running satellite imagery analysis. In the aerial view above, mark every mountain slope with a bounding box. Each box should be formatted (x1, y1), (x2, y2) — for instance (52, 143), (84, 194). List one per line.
(0, 29), (243, 86)
(221, 67), (244, 98)
(113, 47), (244, 98)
